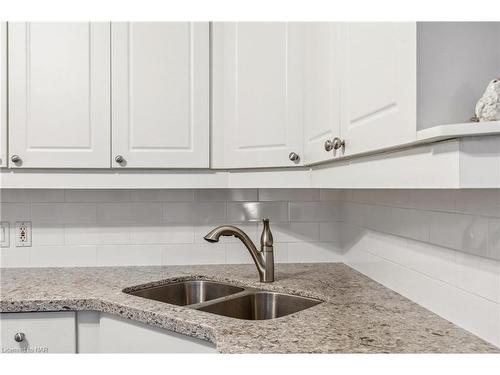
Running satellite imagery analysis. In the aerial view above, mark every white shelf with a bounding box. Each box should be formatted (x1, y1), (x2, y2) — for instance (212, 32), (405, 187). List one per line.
(417, 121), (500, 142)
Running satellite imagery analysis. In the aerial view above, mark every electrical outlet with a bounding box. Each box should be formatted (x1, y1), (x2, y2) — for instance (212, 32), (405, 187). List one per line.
(15, 221), (32, 247)
(0, 222), (10, 247)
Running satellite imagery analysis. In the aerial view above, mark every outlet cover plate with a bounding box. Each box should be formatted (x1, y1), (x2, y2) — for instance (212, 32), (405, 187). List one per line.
(0, 222), (9, 247)
(15, 221), (32, 247)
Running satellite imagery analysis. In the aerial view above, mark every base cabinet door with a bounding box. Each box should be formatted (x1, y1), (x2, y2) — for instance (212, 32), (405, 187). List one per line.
(0, 312), (76, 353)
(98, 313), (217, 353)
(8, 22), (111, 168)
(111, 22), (209, 168)
(212, 22), (304, 168)
(339, 23), (416, 157)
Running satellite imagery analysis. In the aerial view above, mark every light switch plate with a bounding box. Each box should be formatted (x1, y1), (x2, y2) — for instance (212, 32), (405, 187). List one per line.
(0, 222), (10, 247)
(15, 221), (32, 247)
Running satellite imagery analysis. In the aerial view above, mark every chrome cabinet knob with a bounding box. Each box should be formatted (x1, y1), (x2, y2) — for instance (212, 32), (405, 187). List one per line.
(288, 152), (300, 162)
(115, 155), (125, 164)
(324, 140), (334, 152)
(332, 137), (345, 150)
(10, 155), (21, 163)
(14, 332), (25, 342)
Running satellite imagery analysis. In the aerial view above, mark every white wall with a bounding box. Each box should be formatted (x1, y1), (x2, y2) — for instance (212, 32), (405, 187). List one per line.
(417, 22), (500, 129)
(0, 188), (343, 267)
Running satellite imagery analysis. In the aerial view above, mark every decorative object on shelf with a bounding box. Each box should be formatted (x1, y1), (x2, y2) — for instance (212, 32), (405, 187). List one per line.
(472, 78), (500, 122)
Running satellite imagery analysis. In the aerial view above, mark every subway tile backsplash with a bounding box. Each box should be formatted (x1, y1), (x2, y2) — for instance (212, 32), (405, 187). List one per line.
(227, 201), (289, 222)
(1, 189), (499, 267)
(0, 188), (342, 268)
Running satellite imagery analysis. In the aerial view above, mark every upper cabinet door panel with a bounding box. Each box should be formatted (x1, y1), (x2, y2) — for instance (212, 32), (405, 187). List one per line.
(212, 22), (304, 168)
(1, 22), (6, 167)
(112, 22), (209, 168)
(303, 23), (341, 165)
(8, 23), (111, 168)
(340, 23), (416, 156)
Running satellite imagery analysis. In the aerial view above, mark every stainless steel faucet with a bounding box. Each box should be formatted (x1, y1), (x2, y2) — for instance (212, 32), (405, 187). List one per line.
(204, 218), (274, 283)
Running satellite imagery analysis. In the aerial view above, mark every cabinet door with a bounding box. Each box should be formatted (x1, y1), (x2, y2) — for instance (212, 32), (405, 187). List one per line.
(1, 312), (76, 353)
(339, 23), (416, 156)
(303, 23), (341, 165)
(0, 22), (6, 167)
(212, 22), (304, 168)
(8, 22), (110, 168)
(99, 313), (217, 353)
(112, 23), (209, 168)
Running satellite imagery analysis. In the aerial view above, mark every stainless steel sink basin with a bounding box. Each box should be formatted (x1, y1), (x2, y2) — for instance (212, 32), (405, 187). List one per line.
(124, 280), (244, 306)
(196, 291), (322, 320)
(124, 279), (322, 320)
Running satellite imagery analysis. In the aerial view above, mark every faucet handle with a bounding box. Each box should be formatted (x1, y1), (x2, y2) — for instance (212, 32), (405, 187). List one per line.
(260, 218), (273, 249)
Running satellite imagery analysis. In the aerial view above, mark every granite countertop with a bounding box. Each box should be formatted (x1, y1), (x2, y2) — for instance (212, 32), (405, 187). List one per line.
(0, 263), (498, 353)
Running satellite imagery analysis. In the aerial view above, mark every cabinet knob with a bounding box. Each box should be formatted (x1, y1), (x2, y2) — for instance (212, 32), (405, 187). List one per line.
(332, 137), (345, 150)
(115, 155), (125, 164)
(10, 155), (21, 163)
(14, 332), (25, 342)
(288, 152), (300, 162)
(324, 140), (334, 152)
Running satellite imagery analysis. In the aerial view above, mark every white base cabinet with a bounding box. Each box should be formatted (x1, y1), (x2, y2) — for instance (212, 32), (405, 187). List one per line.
(98, 313), (217, 353)
(1, 311), (218, 353)
(0, 312), (76, 353)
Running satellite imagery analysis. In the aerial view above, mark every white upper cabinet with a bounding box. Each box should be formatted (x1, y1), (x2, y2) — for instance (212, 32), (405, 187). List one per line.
(303, 23), (341, 165)
(212, 22), (304, 168)
(3, 21), (496, 175)
(111, 23), (209, 168)
(8, 23), (110, 168)
(0, 22), (6, 168)
(338, 23), (416, 157)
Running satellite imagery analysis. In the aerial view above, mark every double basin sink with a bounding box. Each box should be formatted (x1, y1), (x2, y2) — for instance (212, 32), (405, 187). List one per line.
(123, 279), (322, 320)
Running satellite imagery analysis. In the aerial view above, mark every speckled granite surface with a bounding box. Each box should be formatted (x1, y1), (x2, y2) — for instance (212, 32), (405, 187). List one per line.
(1, 263), (498, 353)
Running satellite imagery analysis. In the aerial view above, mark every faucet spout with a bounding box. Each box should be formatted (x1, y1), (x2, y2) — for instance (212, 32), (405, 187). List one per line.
(204, 219), (274, 283)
